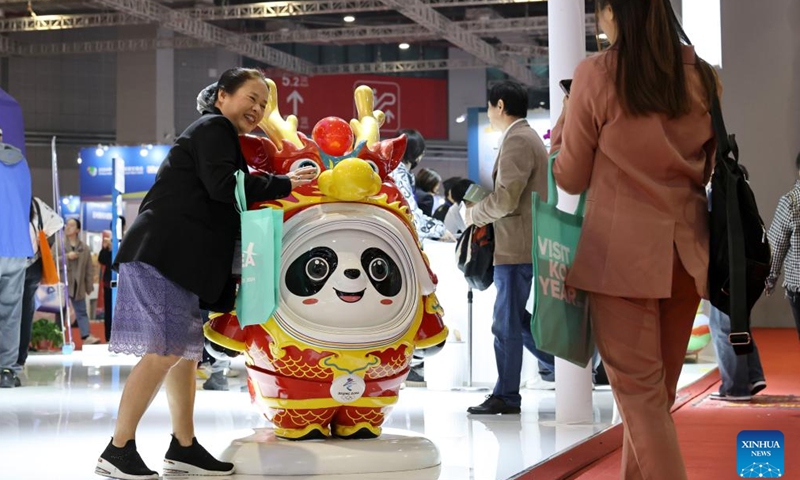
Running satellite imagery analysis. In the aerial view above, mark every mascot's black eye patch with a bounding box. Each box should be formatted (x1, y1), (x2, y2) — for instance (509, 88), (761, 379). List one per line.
(361, 248), (401, 297)
(286, 247), (338, 297)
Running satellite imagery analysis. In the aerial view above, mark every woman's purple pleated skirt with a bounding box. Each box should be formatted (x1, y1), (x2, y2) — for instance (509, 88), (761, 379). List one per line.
(109, 262), (204, 361)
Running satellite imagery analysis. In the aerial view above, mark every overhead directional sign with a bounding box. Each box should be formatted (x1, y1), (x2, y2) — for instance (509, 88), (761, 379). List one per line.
(267, 73), (447, 139)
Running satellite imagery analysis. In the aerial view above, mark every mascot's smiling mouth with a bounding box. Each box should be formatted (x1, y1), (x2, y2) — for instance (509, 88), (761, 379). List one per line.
(334, 288), (366, 303)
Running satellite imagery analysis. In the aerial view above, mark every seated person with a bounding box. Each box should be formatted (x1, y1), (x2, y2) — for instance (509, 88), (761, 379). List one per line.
(414, 168), (442, 217)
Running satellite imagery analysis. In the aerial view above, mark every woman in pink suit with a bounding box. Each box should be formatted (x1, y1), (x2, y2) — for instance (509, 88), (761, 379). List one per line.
(551, 1), (718, 478)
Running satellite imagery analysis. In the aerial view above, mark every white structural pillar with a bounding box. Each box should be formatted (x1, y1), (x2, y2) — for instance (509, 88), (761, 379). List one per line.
(548, 0), (594, 425)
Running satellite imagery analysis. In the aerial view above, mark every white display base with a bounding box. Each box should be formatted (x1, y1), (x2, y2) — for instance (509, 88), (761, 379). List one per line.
(218, 428), (441, 477)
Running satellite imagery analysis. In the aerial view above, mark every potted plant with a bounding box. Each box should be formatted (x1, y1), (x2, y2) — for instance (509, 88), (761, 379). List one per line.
(30, 318), (63, 351)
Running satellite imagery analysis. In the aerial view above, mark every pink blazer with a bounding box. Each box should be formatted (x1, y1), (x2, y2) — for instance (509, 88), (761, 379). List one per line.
(551, 45), (715, 299)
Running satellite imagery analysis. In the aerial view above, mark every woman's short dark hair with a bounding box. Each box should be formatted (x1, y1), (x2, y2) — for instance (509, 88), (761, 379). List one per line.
(399, 128), (426, 169)
(218, 68), (266, 95)
(451, 178), (476, 204)
(488, 81), (529, 118)
(415, 168), (442, 193)
(198, 68), (267, 114)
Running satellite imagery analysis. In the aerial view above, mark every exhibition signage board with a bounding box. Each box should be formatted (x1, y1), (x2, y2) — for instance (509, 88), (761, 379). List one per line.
(78, 145), (170, 200)
(60, 195), (81, 222)
(83, 201), (113, 233)
(260, 72), (448, 140)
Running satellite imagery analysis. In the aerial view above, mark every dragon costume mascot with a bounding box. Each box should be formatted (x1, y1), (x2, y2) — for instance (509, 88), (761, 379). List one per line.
(204, 81), (448, 441)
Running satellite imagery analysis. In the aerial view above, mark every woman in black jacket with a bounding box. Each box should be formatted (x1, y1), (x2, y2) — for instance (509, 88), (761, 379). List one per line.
(96, 68), (315, 480)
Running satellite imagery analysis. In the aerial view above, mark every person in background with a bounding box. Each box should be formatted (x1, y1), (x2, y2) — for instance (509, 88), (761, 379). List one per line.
(708, 165), (767, 402)
(414, 167), (443, 217)
(390, 130), (454, 386)
(16, 197), (63, 370)
(98, 216), (125, 342)
(464, 80), (552, 415)
(390, 129), (453, 242)
(766, 151), (800, 341)
(95, 68), (315, 480)
(61, 218), (100, 346)
(444, 178), (475, 239)
(433, 176), (464, 222)
(0, 126), (34, 389)
(550, 1), (717, 478)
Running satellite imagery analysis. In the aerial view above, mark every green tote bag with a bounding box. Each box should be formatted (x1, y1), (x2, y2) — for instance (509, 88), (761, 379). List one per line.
(234, 170), (283, 328)
(530, 152), (594, 368)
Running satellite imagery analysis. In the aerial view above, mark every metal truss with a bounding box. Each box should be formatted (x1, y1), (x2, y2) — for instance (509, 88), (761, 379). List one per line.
(251, 16), (551, 44)
(250, 14), (594, 44)
(378, 0), (535, 85)
(314, 57), (545, 88)
(0, 0), (548, 33)
(0, 0), (69, 3)
(2, 36), (546, 87)
(0, 13), (140, 33)
(92, 0), (313, 73)
(184, 0), (546, 21)
(13, 36), (209, 56)
(313, 57), (484, 74)
(497, 44), (549, 57)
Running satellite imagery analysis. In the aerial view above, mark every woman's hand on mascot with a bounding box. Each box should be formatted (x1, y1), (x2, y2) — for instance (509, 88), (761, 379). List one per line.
(287, 166), (318, 189)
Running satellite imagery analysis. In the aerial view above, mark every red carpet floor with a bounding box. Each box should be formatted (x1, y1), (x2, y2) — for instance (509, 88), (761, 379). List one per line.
(518, 328), (800, 480)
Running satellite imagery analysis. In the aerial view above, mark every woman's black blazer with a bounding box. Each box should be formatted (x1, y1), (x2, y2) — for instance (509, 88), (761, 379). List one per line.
(115, 109), (291, 311)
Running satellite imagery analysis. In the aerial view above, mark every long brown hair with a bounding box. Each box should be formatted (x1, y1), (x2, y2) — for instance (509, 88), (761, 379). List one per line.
(596, 0), (715, 118)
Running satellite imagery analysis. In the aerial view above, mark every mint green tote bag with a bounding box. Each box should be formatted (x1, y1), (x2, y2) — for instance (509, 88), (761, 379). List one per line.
(234, 170), (283, 328)
(530, 152), (594, 368)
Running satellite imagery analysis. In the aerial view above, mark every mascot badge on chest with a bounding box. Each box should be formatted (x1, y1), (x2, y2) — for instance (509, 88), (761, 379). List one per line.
(205, 81), (448, 441)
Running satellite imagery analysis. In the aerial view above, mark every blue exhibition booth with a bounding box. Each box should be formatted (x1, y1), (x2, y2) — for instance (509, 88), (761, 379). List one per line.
(75, 144), (169, 232)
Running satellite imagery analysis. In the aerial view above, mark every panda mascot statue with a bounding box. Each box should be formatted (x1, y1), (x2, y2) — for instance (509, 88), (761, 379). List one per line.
(204, 81), (448, 462)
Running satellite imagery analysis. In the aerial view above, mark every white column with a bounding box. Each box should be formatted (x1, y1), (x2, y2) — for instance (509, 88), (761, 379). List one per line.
(548, 0), (594, 425)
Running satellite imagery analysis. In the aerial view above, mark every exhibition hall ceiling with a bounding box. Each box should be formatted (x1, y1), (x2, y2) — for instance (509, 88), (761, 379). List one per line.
(0, 0), (600, 86)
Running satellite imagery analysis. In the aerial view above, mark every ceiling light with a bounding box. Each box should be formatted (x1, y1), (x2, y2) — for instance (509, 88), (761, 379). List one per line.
(456, 114), (466, 124)
(343, 15), (355, 23)
(598, 33), (608, 40)
(399, 42), (410, 50)
(77, 157), (82, 165)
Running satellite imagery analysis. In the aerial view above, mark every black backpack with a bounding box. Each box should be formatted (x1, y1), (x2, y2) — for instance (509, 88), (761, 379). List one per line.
(455, 224), (494, 291)
(703, 64), (771, 355)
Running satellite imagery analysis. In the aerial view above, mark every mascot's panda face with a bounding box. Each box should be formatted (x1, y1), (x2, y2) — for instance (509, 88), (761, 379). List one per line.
(281, 231), (412, 331)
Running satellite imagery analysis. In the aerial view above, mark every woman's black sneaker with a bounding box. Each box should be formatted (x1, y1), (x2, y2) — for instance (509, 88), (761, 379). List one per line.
(163, 435), (235, 476)
(95, 438), (159, 480)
